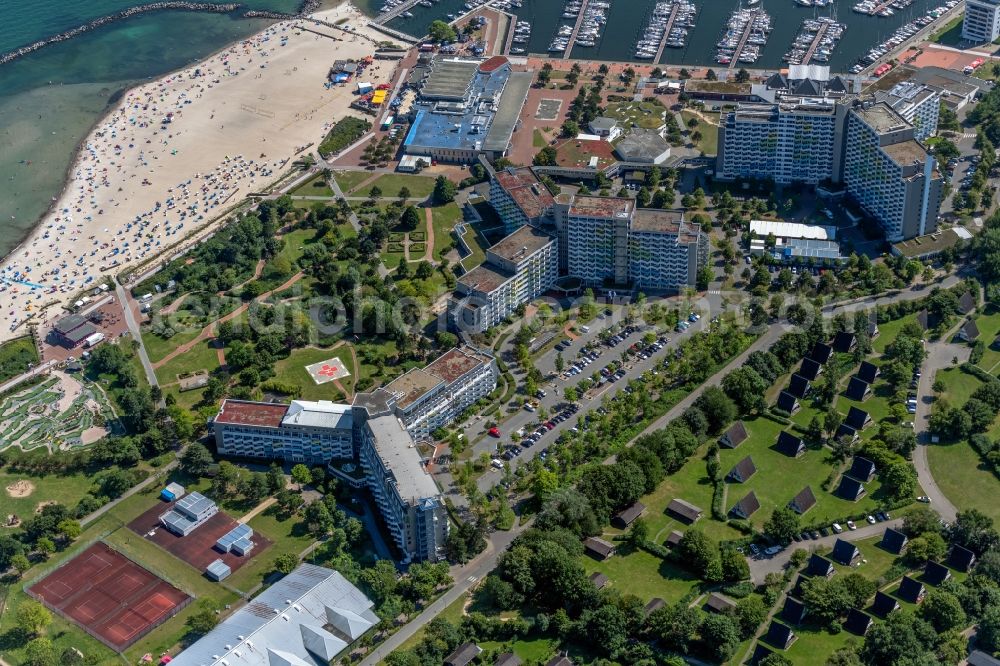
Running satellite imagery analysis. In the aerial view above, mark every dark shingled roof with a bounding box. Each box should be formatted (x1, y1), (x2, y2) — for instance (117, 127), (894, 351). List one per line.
(446, 642), (483, 666)
(584, 537), (616, 559)
(777, 391), (800, 414)
(789, 486), (817, 514)
(835, 423), (859, 442)
(666, 530), (684, 546)
(788, 374), (812, 399)
(916, 309), (930, 330)
(720, 420), (749, 448)
(727, 455), (757, 483)
(961, 319), (981, 341)
(924, 560), (952, 585)
(833, 331), (857, 353)
(706, 592), (737, 613)
(763, 621), (797, 649)
(799, 357), (823, 381)
(775, 431), (805, 457)
(612, 501), (646, 528)
(968, 651), (1000, 666)
(946, 544), (977, 572)
(871, 590), (900, 617)
(750, 643), (775, 666)
(811, 342), (834, 364)
(496, 653), (522, 666)
(846, 405), (872, 430)
(545, 656), (574, 666)
(781, 596), (807, 625)
(807, 553), (835, 578)
(847, 457), (877, 482)
(857, 361), (880, 384)
(959, 290), (977, 314)
(845, 377), (871, 401)
(644, 598), (665, 616)
(589, 571), (609, 589)
(730, 491), (761, 519)
(844, 608), (873, 636)
(667, 498), (703, 523)
(897, 575), (926, 603)
(880, 527), (908, 554)
(832, 538), (861, 565)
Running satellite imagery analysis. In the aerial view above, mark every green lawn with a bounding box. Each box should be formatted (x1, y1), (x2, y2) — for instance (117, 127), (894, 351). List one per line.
(0, 335), (39, 383)
(224, 506), (319, 593)
(782, 622), (859, 666)
(533, 129), (549, 148)
(142, 326), (204, 364)
(272, 344), (357, 401)
(430, 202), (464, 261)
(334, 169), (374, 194)
(971, 310), (1000, 372)
(289, 173), (334, 198)
(155, 337), (219, 386)
(871, 314), (918, 354)
(0, 467), (95, 517)
(604, 100), (668, 130)
(480, 636), (557, 663)
(934, 365), (983, 406)
(580, 546), (702, 604)
(364, 174), (438, 200)
(277, 227), (328, 268)
(931, 14), (964, 45)
(680, 110), (719, 156)
(927, 439), (1000, 523)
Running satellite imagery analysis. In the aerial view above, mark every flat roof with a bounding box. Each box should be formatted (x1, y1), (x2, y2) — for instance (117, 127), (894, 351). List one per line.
(854, 102), (909, 134)
(892, 227), (970, 258)
(215, 399), (288, 428)
(488, 224), (555, 261)
(457, 261), (514, 294)
(384, 369), (444, 410)
(569, 195), (634, 219)
(750, 219), (836, 240)
(420, 58), (480, 99)
(883, 139), (928, 166)
(554, 138), (618, 170)
(366, 415), (440, 501)
(282, 400), (353, 430)
(53, 313), (87, 334)
(630, 209), (685, 233)
(425, 346), (491, 383)
(493, 167), (554, 220)
(615, 129), (671, 162)
(484, 71), (532, 152)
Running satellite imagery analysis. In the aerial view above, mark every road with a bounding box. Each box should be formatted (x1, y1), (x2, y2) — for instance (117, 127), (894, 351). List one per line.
(357, 519), (528, 666)
(748, 518), (904, 584)
(912, 327), (969, 523)
(116, 283), (158, 388)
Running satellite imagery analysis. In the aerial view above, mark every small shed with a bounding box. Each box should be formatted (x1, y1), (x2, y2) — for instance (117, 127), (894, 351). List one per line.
(871, 590), (900, 617)
(727, 455), (757, 483)
(495, 653), (522, 666)
(589, 571), (610, 589)
(667, 498), (703, 523)
(730, 491), (761, 519)
(788, 486), (817, 514)
(832, 538), (861, 565)
(612, 502), (646, 529)
(845, 377), (871, 401)
(644, 598), (665, 616)
(776, 391), (800, 414)
(666, 530), (685, 547)
(161, 482), (185, 502)
(206, 559), (231, 581)
(445, 642), (483, 666)
(775, 431), (806, 458)
(880, 527), (908, 555)
(705, 592), (737, 614)
(719, 421), (749, 448)
(584, 537), (616, 560)
(898, 575), (926, 603)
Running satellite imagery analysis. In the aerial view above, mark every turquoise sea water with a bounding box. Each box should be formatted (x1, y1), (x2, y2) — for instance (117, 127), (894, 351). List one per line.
(0, 0), (304, 258)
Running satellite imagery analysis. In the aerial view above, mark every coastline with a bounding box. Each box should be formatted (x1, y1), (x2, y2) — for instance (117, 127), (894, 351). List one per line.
(0, 0), (391, 342)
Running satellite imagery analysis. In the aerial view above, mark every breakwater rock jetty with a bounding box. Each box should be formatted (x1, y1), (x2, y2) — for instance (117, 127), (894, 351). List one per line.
(0, 2), (241, 66)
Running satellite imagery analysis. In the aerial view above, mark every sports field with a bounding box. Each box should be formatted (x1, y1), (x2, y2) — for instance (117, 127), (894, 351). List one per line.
(27, 542), (190, 651)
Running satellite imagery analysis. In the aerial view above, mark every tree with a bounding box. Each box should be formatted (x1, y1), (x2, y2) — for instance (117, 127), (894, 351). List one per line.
(905, 533), (946, 565)
(700, 613), (741, 662)
(918, 589), (966, 631)
(677, 530), (721, 581)
(186, 607), (219, 635)
(735, 596), (768, 638)
(11, 553), (31, 577)
(764, 506), (800, 543)
(0, 534), (24, 570)
(947, 509), (1000, 555)
(291, 464), (312, 489)
(533, 146), (558, 166)
(22, 638), (56, 666)
(696, 387), (737, 434)
(861, 610), (937, 664)
(721, 547), (750, 581)
(759, 655), (794, 666)
(978, 604), (1000, 653)
(273, 553), (298, 574)
(881, 461), (917, 500)
(735, 68), (751, 83)
(181, 442), (214, 477)
(16, 600), (52, 635)
(648, 603), (703, 654)
(428, 20), (457, 42)
(432, 176), (456, 204)
(722, 366), (769, 414)
(400, 205), (421, 231)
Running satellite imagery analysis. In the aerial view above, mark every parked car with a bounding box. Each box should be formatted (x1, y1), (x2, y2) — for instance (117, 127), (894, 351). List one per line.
(832, 523), (844, 533)
(917, 495), (932, 503)
(866, 515), (876, 524)
(847, 520), (857, 530)
(488, 427), (501, 438)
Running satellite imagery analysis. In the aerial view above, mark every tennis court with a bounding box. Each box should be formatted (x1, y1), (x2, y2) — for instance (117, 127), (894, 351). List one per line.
(27, 542), (191, 651)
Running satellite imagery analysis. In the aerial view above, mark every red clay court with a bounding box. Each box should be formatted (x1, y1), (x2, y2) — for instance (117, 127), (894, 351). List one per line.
(28, 542), (190, 651)
(127, 499), (271, 574)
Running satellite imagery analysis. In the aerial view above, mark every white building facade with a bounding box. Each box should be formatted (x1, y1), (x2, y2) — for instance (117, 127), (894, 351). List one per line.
(963, 0), (1000, 42)
(628, 211), (710, 291)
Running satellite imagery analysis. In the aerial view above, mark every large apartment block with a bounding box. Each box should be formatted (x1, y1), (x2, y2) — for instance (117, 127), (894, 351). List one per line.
(717, 98), (839, 185)
(842, 102), (942, 242)
(558, 195), (634, 286)
(873, 81), (940, 141)
(628, 210), (710, 291)
(452, 225), (558, 332)
(210, 345), (497, 561)
(488, 166), (555, 234)
(963, 0), (1000, 42)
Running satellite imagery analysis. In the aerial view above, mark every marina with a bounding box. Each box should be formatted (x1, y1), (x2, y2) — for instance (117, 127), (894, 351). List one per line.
(850, 0), (959, 71)
(373, 0), (959, 71)
(785, 17), (846, 65)
(716, 6), (773, 68)
(852, 0), (916, 17)
(634, 0), (699, 62)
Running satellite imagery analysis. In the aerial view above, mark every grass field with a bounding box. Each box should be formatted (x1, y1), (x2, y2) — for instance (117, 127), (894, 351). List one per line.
(871, 314), (918, 354)
(931, 14), (964, 45)
(927, 439), (1000, 523)
(0, 336), (39, 384)
(363, 174), (438, 200)
(155, 337), (220, 386)
(289, 173), (334, 198)
(934, 365), (983, 407)
(680, 110), (719, 156)
(604, 100), (667, 130)
(142, 327), (204, 364)
(272, 344), (356, 401)
(430, 202), (464, 260)
(580, 546), (702, 603)
(0, 468), (95, 518)
(334, 169), (374, 194)
(971, 310), (1000, 372)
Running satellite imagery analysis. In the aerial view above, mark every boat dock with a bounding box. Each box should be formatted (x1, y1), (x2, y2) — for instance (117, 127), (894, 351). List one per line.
(728, 8), (760, 69)
(563, 0), (592, 59)
(856, 0), (899, 15)
(375, 0), (422, 24)
(653, 3), (682, 64)
(801, 21), (831, 63)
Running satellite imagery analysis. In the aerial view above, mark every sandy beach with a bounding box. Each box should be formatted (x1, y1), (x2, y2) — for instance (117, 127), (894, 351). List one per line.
(0, 2), (388, 342)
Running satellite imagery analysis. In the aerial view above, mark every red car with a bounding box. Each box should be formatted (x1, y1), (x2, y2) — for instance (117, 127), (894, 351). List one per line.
(488, 427), (501, 438)
(545, 421), (555, 430)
